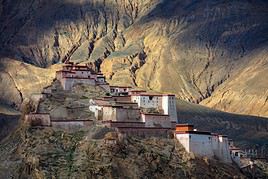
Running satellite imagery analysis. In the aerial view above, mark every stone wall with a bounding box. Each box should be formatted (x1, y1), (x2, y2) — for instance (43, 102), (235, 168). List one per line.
(98, 84), (110, 92)
(111, 96), (131, 102)
(115, 102), (138, 108)
(25, 113), (51, 126)
(116, 108), (141, 121)
(103, 106), (117, 121)
(61, 78), (96, 90)
(141, 114), (171, 128)
(117, 127), (172, 138)
(102, 121), (145, 128)
(102, 106), (141, 122)
(51, 120), (93, 130)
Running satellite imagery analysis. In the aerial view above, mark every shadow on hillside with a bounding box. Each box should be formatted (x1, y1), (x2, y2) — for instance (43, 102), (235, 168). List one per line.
(0, 114), (20, 141)
(176, 100), (268, 147)
(0, 0), (267, 66)
(0, 0), (118, 66)
(138, 0), (268, 54)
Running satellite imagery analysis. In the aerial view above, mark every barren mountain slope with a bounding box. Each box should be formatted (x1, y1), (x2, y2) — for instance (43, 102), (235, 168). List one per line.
(0, 58), (60, 109)
(0, 0), (267, 117)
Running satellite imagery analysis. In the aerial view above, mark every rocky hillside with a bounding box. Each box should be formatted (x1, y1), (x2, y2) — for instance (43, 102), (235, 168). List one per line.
(0, 125), (246, 178)
(0, 113), (19, 141)
(0, 0), (268, 117)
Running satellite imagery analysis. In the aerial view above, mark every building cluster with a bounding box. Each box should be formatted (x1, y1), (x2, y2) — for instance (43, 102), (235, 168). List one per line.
(26, 62), (248, 166)
(55, 62), (110, 91)
(89, 87), (178, 137)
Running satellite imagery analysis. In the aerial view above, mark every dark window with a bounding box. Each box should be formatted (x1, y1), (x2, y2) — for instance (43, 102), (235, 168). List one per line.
(149, 96), (153, 100)
(235, 152), (239, 156)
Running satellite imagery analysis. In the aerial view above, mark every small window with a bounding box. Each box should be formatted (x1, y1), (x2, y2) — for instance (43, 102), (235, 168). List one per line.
(235, 152), (239, 156)
(149, 96), (153, 100)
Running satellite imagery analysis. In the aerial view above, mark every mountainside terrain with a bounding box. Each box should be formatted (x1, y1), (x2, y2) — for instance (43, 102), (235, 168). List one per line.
(0, 113), (19, 141)
(0, 126), (247, 179)
(0, 0), (267, 117)
(0, 75), (267, 178)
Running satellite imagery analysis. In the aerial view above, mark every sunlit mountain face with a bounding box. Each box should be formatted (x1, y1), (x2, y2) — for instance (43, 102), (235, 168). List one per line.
(0, 1), (267, 178)
(0, 0), (267, 117)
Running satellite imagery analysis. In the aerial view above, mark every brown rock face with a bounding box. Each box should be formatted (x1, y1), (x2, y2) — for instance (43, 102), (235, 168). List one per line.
(0, 0), (268, 117)
(0, 58), (60, 109)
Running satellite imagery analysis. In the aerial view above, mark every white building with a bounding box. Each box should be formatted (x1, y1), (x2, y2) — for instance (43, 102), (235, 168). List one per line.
(212, 134), (232, 163)
(162, 95), (177, 122)
(131, 93), (178, 122)
(175, 124), (232, 163)
(176, 131), (214, 158)
(110, 86), (132, 96)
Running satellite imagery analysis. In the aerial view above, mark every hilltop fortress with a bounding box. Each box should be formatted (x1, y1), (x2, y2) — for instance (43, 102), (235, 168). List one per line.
(55, 62), (110, 91)
(26, 62), (246, 166)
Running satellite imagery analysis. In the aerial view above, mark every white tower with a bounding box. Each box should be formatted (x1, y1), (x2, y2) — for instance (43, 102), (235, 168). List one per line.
(162, 94), (178, 122)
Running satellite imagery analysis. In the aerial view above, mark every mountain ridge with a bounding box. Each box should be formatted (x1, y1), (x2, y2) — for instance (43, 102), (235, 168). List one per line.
(0, 0), (267, 117)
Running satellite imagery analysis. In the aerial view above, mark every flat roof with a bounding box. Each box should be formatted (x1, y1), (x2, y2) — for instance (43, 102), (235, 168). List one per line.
(176, 124), (194, 127)
(129, 90), (147, 92)
(115, 101), (138, 104)
(211, 133), (228, 137)
(117, 126), (173, 130)
(102, 120), (144, 124)
(111, 95), (131, 97)
(51, 120), (93, 122)
(175, 131), (211, 135)
(27, 113), (50, 115)
(63, 77), (96, 80)
(229, 147), (241, 151)
(141, 113), (169, 116)
(94, 99), (111, 106)
(131, 93), (175, 97)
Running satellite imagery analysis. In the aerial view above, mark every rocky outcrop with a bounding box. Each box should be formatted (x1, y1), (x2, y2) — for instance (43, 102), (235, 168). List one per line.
(0, 58), (60, 109)
(0, 0), (267, 117)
